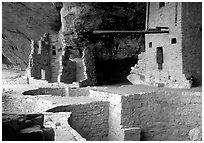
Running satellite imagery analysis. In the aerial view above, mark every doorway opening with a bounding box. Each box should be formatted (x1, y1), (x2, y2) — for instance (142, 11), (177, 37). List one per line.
(156, 47), (163, 70)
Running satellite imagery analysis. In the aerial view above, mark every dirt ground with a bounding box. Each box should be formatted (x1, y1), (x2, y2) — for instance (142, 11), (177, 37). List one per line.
(2, 69), (202, 114)
(2, 69), (202, 141)
(2, 69), (95, 141)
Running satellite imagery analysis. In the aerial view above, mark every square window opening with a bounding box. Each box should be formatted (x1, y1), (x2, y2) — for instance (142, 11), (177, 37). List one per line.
(52, 50), (56, 55)
(171, 38), (177, 44)
(52, 45), (56, 55)
(149, 42), (152, 48)
(159, 2), (165, 8)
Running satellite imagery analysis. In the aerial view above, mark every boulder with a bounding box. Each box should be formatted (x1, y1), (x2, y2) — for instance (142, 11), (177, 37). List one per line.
(127, 74), (144, 85)
(42, 127), (55, 141)
(2, 113), (48, 141)
(18, 125), (44, 141)
(189, 126), (202, 141)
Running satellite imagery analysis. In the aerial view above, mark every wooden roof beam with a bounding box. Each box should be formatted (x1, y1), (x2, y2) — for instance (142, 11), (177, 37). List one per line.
(93, 30), (169, 34)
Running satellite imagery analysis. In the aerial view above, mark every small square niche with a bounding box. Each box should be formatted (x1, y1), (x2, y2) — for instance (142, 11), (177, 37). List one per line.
(149, 42), (152, 48)
(171, 38), (177, 44)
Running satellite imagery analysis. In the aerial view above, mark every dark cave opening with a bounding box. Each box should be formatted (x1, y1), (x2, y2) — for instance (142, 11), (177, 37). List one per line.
(95, 58), (138, 85)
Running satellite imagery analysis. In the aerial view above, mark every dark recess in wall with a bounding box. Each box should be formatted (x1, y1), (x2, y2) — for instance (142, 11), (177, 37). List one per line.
(95, 58), (137, 85)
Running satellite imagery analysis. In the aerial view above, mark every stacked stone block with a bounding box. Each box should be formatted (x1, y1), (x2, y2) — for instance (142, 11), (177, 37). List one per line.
(2, 114), (54, 141)
(89, 90), (141, 141)
(89, 89), (201, 141)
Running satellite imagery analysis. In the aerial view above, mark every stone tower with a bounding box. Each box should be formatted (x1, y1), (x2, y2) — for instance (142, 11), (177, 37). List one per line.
(128, 2), (202, 88)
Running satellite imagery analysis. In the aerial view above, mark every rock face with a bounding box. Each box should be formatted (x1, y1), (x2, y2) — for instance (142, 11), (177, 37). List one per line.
(2, 2), (61, 69)
(60, 2), (145, 57)
(3, 2), (146, 86)
(60, 2), (146, 86)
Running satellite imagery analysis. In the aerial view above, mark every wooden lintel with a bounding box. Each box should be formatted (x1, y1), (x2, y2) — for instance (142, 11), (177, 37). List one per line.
(93, 30), (169, 34)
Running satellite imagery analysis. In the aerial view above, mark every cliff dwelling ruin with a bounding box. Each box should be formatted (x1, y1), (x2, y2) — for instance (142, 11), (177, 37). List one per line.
(27, 2), (202, 88)
(2, 2), (202, 141)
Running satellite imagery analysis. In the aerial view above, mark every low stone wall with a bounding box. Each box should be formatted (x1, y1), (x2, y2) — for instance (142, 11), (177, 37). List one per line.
(89, 89), (202, 141)
(23, 87), (66, 96)
(89, 90), (141, 141)
(47, 101), (109, 141)
(43, 112), (86, 141)
(121, 91), (202, 141)
(68, 87), (90, 97)
(2, 112), (86, 141)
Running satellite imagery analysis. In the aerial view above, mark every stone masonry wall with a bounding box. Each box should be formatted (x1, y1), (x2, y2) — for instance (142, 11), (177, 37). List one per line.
(145, 2), (184, 87)
(121, 91), (202, 141)
(89, 90), (141, 141)
(128, 2), (192, 88)
(89, 90), (124, 140)
(47, 101), (109, 141)
(181, 2), (202, 86)
(2, 114), (54, 141)
(29, 33), (51, 81)
(49, 33), (63, 82)
(89, 89), (201, 141)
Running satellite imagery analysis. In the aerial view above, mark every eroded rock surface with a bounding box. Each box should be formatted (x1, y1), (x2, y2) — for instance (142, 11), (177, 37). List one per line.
(2, 2), (61, 69)
(60, 2), (146, 86)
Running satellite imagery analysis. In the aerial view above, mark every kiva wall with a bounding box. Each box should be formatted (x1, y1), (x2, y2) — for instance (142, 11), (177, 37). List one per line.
(121, 91), (202, 141)
(47, 101), (109, 141)
(89, 89), (201, 141)
(181, 2), (202, 86)
(89, 90), (141, 141)
(23, 87), (66, 96)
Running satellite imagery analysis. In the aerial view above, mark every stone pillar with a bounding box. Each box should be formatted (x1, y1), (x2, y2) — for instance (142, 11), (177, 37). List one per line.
(26, 40), (35, 80)
(79, 47), (97, 87)
(60, 47), (76, 84)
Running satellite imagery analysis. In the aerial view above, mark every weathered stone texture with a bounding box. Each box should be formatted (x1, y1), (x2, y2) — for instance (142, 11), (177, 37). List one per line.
(189, 126), (202, 141)
(60, 59), (76, 84)
(2, 2), (60, 69)
(29, 33), (52, 81)
(123, 127), (141, 141)
(2, 114), (54, 141)
(181, 2), (202, 86)
(79, 47), (97, 87)
(43, 112), (85, 141)
(23, 87), (67, 97)
(47, 101), (109, 141)
(89, 89), (202, 141)
(121, 91), (202, 141)
(128, 2), (201, 88)
(60, 2), (145, 86)
(89, 90), (139, 141)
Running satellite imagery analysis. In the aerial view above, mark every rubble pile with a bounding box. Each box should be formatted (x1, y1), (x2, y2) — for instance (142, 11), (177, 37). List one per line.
(2, 114), (54, 141)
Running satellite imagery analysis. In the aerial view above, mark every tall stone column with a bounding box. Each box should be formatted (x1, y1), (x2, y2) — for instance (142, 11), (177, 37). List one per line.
(79, 46), (97, 87)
